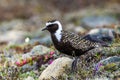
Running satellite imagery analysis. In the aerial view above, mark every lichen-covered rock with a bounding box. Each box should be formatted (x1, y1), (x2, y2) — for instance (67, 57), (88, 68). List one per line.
(95, 56), (120, 71)
(39, 57), (73, 80)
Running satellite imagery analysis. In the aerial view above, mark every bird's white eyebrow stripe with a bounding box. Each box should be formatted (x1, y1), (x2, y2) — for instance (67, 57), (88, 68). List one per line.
(46, 23), (52, 26)
(46, 21), (59, 26)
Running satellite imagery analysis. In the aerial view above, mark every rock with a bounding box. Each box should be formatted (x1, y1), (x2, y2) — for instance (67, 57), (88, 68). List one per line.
(99, 56), (120, 65)
(25, 76), (34, 80)
(0, 19), (41, 32)
(95, 56), (120, 71)
(99, 44), (120, 56)
(0, 19), (41, 44)
(0, 30), (25, 43)
(21, 63), (37, 71)
(14, 45), (53, 67)
(0, 20), (26, 44)
(95, 56), (120, 79)
(24, 28), (52, 45)
(88, 28), (115, 43)
(0, 20), (22, 31)
(81, 16), (118, 29)
(39, 57), (73, 80)
(31, 45), (52, 55)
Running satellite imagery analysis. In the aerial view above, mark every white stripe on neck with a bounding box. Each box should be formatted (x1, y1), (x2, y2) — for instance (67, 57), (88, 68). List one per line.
(46, 21), (63, 42)
(54, 21), (62, 42)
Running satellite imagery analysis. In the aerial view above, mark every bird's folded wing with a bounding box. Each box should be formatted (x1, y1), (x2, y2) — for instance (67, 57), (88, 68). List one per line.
(62, 31), (107, 51)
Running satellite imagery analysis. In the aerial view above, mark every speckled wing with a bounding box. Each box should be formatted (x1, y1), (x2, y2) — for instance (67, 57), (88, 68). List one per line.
(62, 31), (106, 51)
(62, 31), (83, 45)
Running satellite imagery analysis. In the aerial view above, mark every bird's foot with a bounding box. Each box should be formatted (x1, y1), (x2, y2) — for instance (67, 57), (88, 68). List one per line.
(71, 58), (78, 73)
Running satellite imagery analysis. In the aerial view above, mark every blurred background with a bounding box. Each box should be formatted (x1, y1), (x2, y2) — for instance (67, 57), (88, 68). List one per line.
(0, 1), (120, 80)
(0, 0), (120, 45)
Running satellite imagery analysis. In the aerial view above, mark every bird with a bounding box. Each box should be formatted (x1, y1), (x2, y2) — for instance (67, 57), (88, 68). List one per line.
(42, 20), (109, 72)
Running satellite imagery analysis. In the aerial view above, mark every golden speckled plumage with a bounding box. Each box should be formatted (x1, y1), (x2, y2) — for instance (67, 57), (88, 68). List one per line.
(61, 30), (102, 52)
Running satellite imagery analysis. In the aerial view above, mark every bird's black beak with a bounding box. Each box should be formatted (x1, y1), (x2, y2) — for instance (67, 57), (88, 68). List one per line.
(42, 27), (47, 31)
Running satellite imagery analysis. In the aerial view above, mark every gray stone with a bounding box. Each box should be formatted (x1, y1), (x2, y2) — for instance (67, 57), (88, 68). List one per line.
(99, 56), (120, 65)
(81, 16), (118, 29)
(0, 30), (25, 43)
(39, 57), (73, 80)
(25, 28), (52, 45)
(96, 56), (120, 71)
(0, 19), (42, 44)
(88, 28), (115, 43)
(30, 45), (52, 55)
(0, 20), (24, 32)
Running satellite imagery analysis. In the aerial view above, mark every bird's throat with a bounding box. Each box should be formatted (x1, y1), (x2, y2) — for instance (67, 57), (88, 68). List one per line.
(54, 29), (62, 42)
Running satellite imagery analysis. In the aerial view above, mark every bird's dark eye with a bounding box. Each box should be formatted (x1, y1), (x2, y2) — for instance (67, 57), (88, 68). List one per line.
(47, 25), (52, 28)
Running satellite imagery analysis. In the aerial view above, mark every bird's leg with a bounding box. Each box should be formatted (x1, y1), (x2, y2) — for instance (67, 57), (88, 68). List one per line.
(71, 56), (79, 73)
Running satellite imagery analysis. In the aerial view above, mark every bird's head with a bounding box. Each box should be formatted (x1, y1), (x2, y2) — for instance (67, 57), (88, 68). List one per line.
(42, 20), (62, 33)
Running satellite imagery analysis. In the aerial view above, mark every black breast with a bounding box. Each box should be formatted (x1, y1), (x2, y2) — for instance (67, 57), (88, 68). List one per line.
(51, 34), (75, 56)
(51, 34), (88, 57)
